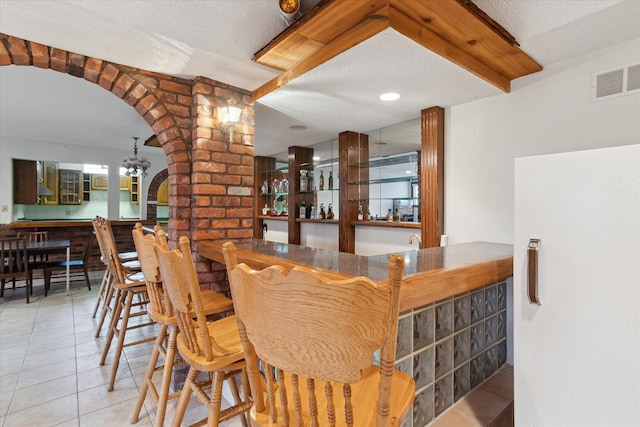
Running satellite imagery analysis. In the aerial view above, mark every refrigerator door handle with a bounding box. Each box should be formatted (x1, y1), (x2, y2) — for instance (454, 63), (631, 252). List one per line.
(528, 238), (541, 305)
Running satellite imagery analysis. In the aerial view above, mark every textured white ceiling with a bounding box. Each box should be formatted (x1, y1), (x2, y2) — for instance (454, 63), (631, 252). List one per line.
(1, 0), (639, 159)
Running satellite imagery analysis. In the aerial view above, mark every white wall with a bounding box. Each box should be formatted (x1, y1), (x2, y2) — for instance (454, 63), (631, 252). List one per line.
(445, 38), (640, 245)
(0, 137), (167, 224)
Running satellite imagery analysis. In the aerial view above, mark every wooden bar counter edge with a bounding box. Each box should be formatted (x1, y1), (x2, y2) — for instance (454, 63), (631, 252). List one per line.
(199, 239), (513, 313)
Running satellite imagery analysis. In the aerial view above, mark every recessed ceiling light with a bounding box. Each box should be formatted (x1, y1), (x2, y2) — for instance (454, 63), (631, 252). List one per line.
(379, 92), (400, 101)
(289, 125), (307, 130)
(405, 170), (412, 174)
(313, 156), (320, 161)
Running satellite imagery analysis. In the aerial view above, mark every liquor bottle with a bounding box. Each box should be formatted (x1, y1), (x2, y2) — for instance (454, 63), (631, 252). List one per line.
(300, 170), (308, 192)
(357, 205), (364, 221)
(299, 201), (306, 218)
(367, 210), (372, 221)
(262, 203), (269, 216)
(307, 202), (314, 219)
(319, 170), (324, 190)
(393, 208), (400, 222)
(310, 204), (316, 219)
(328, 170), (334, 190)
(386, 209), (393, 222)
(319, 203), (326, 219)
(326, 203), (334, 220)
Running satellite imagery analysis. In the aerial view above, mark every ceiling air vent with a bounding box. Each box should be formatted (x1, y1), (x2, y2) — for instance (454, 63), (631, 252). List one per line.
(592, 63), (640, 102)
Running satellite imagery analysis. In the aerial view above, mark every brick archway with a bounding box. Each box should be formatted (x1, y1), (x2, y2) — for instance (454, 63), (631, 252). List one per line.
(1, 34), (255, 291)
(1, 33), (192, 235)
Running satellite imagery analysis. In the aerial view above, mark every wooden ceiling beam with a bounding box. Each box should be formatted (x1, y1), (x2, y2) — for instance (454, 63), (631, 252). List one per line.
(388, 4), (512, 92)
(251, 0), (542, 99)
(253, 9), (389, 100)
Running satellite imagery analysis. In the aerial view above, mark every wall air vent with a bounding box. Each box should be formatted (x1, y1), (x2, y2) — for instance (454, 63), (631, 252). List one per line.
(592, 63), (640, 102)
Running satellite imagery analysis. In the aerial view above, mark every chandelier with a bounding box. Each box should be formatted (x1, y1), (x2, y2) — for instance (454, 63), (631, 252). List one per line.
(121, 137), (151, 177)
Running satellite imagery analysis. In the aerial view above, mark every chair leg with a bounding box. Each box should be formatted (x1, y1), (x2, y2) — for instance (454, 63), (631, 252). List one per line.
(25, 274), (30, 304)
(104, 288), (154, 392)
(95, 275), (116, 338)
(131, 325), (168, 425)
(44, 268), (51, 297)
(100, 288), (123, 364)
(172, 367), (198, 427)
(92, 269), (111, 318)
(83, 267), (91, 290)
(155, 326), (178, 427)
(106, 289), (133, 391)
(227, 373), (249, 427)
(209, 371), (226, 427)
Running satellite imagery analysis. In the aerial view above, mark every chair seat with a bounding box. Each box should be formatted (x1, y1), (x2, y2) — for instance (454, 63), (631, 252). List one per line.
(176, 315), (244, 373)
(122, 259), (141, 270)
(146, 290), (233, 326)
(251, 366), (415, 427)
(119, 251), (138, 261)
(47, 260), (84, 268)
(200, 289), (234, 314)
(126, 271), (145, 282)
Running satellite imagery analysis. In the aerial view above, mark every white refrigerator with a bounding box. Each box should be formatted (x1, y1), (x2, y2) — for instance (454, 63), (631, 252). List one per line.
(513, 144), (639, 426)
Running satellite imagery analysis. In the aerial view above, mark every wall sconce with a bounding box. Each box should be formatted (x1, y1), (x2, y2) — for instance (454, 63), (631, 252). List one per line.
(218, 99), (242, 142)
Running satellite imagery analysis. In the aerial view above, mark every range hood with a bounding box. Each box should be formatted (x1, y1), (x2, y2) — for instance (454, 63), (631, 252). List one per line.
(38, 184), (54, 196)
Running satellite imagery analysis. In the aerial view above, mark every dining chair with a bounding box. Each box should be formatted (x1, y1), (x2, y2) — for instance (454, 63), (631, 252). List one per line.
(0, 237), (30, 303)
(93, 216), (154, 392)
(130, 223), (235, 427)
(221, 241), (415, 427)
(18, 230), (49, 293)
(43, 233), (94, 296)
(154, 232), (252, 427)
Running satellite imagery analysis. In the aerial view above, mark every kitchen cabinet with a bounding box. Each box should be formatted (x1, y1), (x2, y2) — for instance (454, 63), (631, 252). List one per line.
(13, 159), (40, 205)
(58, 169), (82, 205)
(129, 175), (139, 204)
(41, 161), (59, 205)
(12, 159), (56, 205)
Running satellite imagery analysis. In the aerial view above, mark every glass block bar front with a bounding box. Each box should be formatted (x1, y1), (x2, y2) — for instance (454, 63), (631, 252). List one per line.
(395, 280), (509, 426)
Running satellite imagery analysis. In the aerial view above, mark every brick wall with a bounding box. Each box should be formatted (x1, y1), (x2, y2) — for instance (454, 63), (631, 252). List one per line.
(0, 34), (255, 291)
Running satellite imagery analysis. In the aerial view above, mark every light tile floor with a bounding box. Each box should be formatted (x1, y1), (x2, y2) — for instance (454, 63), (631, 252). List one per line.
(0, 273), (245, 427)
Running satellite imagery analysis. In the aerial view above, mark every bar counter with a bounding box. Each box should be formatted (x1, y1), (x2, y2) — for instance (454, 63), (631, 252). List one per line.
(198, 239), (513, 312)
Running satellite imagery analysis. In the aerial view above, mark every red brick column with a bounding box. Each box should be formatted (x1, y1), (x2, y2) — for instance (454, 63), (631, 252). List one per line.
(190, 77), (254, 292)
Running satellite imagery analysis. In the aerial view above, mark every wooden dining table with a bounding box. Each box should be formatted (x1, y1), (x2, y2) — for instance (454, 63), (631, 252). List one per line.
(26, 239), (71, 295)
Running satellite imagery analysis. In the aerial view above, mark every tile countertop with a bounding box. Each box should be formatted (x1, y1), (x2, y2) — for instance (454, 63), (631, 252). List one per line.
(198, 239), (513, 312)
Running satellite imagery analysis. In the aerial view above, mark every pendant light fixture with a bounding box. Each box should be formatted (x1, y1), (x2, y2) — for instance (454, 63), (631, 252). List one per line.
(121, 136), (151, 177)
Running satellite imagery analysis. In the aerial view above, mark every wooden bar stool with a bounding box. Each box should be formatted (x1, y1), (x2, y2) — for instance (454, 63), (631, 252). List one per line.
(154, 233), (252, 427)
(130, 223), (234, 427)
(222, 241), (415, 426)
(93, 217), (154, 392)
(92, 217), (141, 338)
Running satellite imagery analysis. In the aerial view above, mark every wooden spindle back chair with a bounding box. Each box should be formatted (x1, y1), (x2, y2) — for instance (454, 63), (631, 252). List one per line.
(222, 241), (415, 427)
(131, 223), (236, 426)
(93, 216), (153, 392)
(0, 237), (30, 303)
(153, 233), (251, 427)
